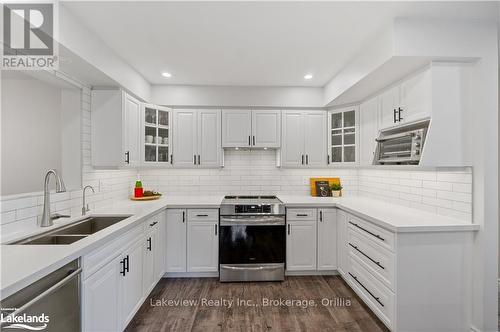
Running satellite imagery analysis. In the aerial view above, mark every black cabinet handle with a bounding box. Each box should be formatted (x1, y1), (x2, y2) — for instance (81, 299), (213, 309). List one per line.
(248, 136), (251, 146)
(196, 214), (208, 217)
(296, 214), (308, 217)
(125, 255), (130, 273)
(149, 221), (158, 227)
(349, 221), (385, 242)
(147, 237), (152, 251)
(319, 211), (323, 222)
(306, 155), (309, 165)
(125, 151), (130, 164)
(214, 224), (218, 235)
(393, 109), (397, 123)
(182, 211), (185, 223)
(301, 155), (304, 165)
(349, 272), (384, 307)
(349, 243), (385, 269)
(198, 155), (200, 165)
(193, 155), (196, 165)
(287, 224), (291, 235)
(120, 258), (126, 276)
(398, 107), (403, 122)
(253, 136), (255, 146)
(327, 154), (330, 165)
(170, 154), (173, 164)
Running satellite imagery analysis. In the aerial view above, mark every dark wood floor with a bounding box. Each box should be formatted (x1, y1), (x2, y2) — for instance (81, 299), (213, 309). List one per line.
(126, 276), (389, 332)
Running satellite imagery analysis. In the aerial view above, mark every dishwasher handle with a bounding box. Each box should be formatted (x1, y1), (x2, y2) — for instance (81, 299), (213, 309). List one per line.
(3, 268), (82, 322)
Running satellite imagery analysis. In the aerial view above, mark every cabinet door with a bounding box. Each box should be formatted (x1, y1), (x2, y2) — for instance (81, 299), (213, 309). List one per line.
(154, 216), (166, 280)
(82, 256), (121, 332)
(337, 210), (348, 277)
(317, 209), (337, 270)
(187, 221), (218, 272)
(359, 97), (379, 166)
(252, 110), (281, 148)
(166, 209), (187, 272)
(400, 69), (431, 123)
(222, 109), (252, 147)
(379, 85), (400, 129)
(143, 231), (155, 296)
(123, 93), (141, 167)
(173, 110), (197, 167)
(286, 220), (317, 271)
(197, 109), (221, 167)
(304, 111), (327, 167)
(281, 111), (305, 167)
(121, 239), (144, 329)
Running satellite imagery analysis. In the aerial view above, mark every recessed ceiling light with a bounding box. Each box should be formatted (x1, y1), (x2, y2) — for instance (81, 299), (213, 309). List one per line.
(161, 72), (172, 78)
(304, 74), (313, 80)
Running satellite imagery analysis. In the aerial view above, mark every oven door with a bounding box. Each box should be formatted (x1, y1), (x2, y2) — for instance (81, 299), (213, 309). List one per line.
(219, 216), (285, 281)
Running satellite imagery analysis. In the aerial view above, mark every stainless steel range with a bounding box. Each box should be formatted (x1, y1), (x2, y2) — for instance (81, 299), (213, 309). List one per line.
(219, 195), (286, 282)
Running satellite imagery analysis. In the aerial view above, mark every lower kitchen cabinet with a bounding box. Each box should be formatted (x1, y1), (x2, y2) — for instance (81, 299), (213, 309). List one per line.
(165, 209), (187, 272)
(187, 221), (219, 272)
(143, 215), (164, 295)
(166, 208), (219, 273)
(336, 210), (348, 277)
(121, 238), (144, 329)
(286, 219), (317, 271)
(317, 209), (337, 270)
(82, 255), (121, 332)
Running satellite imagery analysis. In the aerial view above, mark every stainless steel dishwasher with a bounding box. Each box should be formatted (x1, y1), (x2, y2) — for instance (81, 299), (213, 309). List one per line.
(0, 259), (81, 331)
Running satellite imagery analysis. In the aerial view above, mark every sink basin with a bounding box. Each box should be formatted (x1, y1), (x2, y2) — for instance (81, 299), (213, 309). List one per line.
(11, 215), (131, 245)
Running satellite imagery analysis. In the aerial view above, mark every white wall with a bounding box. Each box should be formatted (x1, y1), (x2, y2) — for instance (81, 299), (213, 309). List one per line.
(151, 85), (324, 108)
(1, 74), (63, 195)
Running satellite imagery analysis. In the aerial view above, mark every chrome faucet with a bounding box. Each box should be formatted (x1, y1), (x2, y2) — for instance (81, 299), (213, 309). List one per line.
(82, 185), (95, 216)
(39, 169), (69, 227)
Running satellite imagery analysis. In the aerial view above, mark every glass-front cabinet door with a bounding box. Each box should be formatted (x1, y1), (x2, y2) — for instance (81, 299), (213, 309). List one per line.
(143, 104), (172, 166)
(328, 107), (359, 165)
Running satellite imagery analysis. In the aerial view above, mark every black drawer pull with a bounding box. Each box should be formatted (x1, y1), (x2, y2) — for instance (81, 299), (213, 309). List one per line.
(149, 221), (158, 227)
(147, 237), (152, 251)
(348, 272), (384, 307)
(296, 214), (308, 217)
(120, 258), (126, 276)
(349, 243), (385, 270)
(349, 221), (385, 242)
(196, 214), (209, 217)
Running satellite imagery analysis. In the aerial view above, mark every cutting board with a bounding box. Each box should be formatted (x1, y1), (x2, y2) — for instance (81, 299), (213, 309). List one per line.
(309, 177), (341, 197)
(130, 195), (161, 201)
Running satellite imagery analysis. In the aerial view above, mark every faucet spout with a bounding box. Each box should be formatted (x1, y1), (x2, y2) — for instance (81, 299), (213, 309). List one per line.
(82, 185), (95, 216)
(39, 169), (67, 227)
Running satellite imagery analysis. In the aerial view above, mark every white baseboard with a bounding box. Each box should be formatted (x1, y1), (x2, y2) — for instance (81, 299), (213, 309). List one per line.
(285, 270), (338, 276)
(164, 272), (219, 278)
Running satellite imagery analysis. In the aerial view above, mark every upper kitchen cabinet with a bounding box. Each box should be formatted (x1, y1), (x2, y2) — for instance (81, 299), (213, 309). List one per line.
(142, 104), (172, 166)
(281, 110), (327, 167)
(328, 107), (359, 165)
(91, 90), (141, 168)
(379, 69), (431, 129)
(359, 97), (379, 166)
(222, 109), (281, 148)
(173, 109), (221, 167)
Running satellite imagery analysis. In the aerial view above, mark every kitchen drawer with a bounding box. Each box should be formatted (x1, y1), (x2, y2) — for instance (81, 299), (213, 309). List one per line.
(287, 208), (317, 221)
(347, 214), (395, 251)
(348, 256), (394, 330)
(82, 223), (144, 279)
(187, 209), (219, 222)
(348, 230), (395, 291)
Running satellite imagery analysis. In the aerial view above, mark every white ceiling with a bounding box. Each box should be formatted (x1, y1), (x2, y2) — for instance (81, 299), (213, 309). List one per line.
(63, 1), (497, 87)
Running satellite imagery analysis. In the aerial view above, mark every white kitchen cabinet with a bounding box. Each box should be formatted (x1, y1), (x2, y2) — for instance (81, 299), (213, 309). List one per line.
(173, 109), (221, 167)
(286, 219), (317, 271)
(187, 221), (219, 272)
(121, 238), (144, 329)
(91, 90), (141, 168)
(317, 209), (337, 270)
(281, 110), (327, 167)
(327, 107), (358, 164)
(166, 209), (187, 272)
(143, 230), (154, 295)
(359, 97), (379, 166)
(379, 85), (401, 129)
(82, 256), (121, 332)
(142, 104), (172, 165)
(399, 69), (431, 124)
(143, 217), (162, 296)
(336, 210), (348, 277)
(222, 109), (281, 148)
(251, 110), (281, 148)
(155, 213), (166, 279)
(222, 109), (252, 147)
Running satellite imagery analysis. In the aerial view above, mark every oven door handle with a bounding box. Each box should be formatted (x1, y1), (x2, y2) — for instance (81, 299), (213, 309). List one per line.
(220, 217), (285, 226)
(220, 264), (282, 271)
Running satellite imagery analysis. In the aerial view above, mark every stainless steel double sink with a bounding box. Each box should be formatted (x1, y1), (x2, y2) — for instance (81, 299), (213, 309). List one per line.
(12, 216), (131, 245)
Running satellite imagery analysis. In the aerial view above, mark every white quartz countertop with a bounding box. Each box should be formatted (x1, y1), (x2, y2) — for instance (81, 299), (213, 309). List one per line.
(1, 194), (477, 299)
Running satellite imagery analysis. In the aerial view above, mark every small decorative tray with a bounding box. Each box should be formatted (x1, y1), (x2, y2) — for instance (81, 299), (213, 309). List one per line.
(130, 195), (161, 201)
